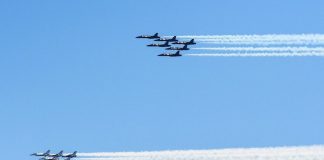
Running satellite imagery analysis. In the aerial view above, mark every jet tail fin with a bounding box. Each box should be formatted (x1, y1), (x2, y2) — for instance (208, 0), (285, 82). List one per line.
(184, 44), (188, 48)
(45, 150), (50, 154)
(190, 39), (194, 43)
(154, 33), (158, 36)
(72, 151), (77, 156)
(172, 36), (176, 40)
(165, 41), (169, 45)
(58, 151), (63, 156)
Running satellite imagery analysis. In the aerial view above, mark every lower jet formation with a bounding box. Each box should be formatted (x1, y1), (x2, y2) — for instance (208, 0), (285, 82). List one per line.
(136, 33), (160, 39)
(166, 44), (189, 50)
(147, 41), (171, 47)
(172, 39), (196, 45)
(158, 51), (182, 57)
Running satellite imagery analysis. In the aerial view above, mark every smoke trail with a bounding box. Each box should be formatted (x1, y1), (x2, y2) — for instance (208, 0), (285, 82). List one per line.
(164, 34), (324, 45)
(196, 41), (324, 45)
(191, 47), (324, 52)
(174, 34), (324, 41)
(186, 52), (324, 57)
(77, 145), (324, 160)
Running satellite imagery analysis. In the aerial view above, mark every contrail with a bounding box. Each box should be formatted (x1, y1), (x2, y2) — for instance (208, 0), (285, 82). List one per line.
(77, 145), (324, 160)
(192, 47), (324, 52)
(186, 52), (324, 57)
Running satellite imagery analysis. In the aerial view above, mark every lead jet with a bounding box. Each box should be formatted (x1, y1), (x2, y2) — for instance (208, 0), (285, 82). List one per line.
(158, 51), (182, 57)
(154, 36), (178, 42)
(48, 151), (63, 158)
(31, 150), (51, 157)
(62, 151), (77, 159)
(172, 39), (196, 45)
(166, 44), (189, 50)
(147, 41), (171, 47)
(136, 33), (160, 39)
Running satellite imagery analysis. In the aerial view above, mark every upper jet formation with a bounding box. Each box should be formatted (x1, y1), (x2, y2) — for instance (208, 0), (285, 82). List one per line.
(136, 33), (160, 39)
(172, 39), (196, 45)
(166, 44), (189, 50)
(147, 41), (171, 47)
(31, 150), (77, 160)
(154, 36), (178, 42)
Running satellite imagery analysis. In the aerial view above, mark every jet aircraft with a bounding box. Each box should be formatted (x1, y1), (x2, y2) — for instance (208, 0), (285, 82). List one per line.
(172, 39), (196, 45)
(166, 44), (189, 50)
(154, 36), (178, 42)
(147, 41), (171, 47)
(136, 33), (160, 39)
(158, 51), (182, 57)
(39, 157), (59, 160)
(31, 150), (51, 157)
(48, 151), (63, 158)
(62, 151), (77, 159)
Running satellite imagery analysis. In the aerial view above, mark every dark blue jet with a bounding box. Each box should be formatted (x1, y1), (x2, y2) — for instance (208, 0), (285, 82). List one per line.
(62, 151), (77, 160)
(48, 151), (63, 158)
(136, 33), (160, 39)
(172, 39), (196, 45)
(158, 51), (182, 57)
(154, 36), (178, 42)
(166, 44), (189, 50)
(147, 41), (171, 47)
(31, 150), (51, 157)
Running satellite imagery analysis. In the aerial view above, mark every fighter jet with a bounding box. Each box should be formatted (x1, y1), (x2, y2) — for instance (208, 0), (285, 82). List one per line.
(62, 151), (77, 159)
(147, 41), (171, 47)
(166, 44), (189, 50)
(31, 150), (51, 157)
(48, 151), (63, 158)
(136, 33), (160, 39)
(158, 51), (182, 57)
(154, 36), (178, 42)
(172, 39), (196, 45)
(39, 157), (59, 160)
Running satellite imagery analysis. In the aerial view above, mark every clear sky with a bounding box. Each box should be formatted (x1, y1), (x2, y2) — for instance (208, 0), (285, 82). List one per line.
(1, 0), (324, 160)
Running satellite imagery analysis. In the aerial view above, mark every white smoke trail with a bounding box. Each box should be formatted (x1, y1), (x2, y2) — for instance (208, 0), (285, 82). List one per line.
(191, 47), (324, 52)
(77, 145), (324, 160)
(186, 52), (324, 57)
(196, 41), (324, 45)
(165, 34), (324, 45)
(174, 34), (324, 41)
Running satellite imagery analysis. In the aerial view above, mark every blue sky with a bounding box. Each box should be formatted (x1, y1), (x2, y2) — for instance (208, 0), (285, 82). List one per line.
(1, 0), (324, 160)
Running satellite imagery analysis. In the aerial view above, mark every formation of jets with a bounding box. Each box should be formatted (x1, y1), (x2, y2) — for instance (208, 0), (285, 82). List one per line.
(136, 33), (196, 57)
(31, 150), (77, 160)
